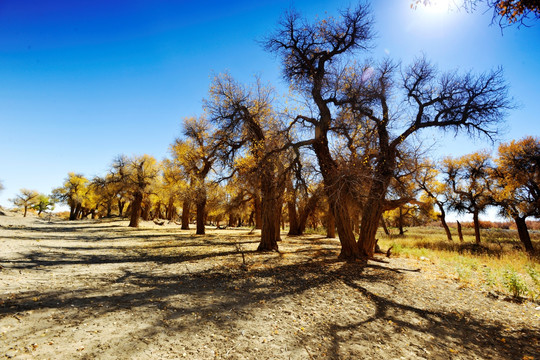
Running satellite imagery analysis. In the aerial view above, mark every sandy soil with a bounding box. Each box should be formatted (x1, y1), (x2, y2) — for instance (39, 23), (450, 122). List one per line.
(1, 213), (539, 359)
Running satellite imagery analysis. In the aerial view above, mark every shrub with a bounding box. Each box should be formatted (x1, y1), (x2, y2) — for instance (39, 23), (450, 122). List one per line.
(502, 269), (528, 299)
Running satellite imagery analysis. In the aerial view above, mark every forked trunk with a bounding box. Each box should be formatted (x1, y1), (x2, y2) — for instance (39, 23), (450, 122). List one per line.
(332, 200), (360, 260)
(514, 216), (534, 253)
(313, 135), (359, 261)
(358, 200), (384, 258)
(129, 192), (143, 227)
(358, 172), (390, 258)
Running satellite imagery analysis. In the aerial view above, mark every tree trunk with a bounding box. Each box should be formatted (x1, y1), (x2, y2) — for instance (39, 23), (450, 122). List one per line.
(129, 192), (143, 227)
(23, 205), (28, 217)
(141, 202), (150, 221)
(106, 202), (112, 217)
(312, 134), (359, 260)
(258, 196), (280, 251)
(457, 220), (464, 242)
(118, 200), (125, 217)
(181, 199), (191, 230)
(287, 199), (300, 235)
(380, 215), (390, 236)
(358, 200), (384, 258)
(358, 173), (391, 258)
(326, 210), (336, 238)
(437, 203), (452, 241)
(69, 202), (77, 220)
(473, 210), (481, 244)
(74, 203), (82, 220)
(254, 195), (262, 230)
(398, 206), (405, 235)
(257, 175), (282, 251)
(196, 196), (206, 235)
(166, 197), (175, 220)
(514, 216), (534, 253)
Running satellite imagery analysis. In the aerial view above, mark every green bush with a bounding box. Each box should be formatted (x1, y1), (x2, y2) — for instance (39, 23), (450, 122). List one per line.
(502, 269), (528, 299)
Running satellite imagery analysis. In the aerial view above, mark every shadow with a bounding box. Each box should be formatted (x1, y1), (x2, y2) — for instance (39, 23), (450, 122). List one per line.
(1, 221), (538, 359)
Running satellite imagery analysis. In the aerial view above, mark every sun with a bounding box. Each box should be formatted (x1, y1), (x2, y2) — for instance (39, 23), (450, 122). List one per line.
(420, 0), (454, 14)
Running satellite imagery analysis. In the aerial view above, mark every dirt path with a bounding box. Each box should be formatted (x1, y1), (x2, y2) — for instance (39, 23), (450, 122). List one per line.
(1, 215), (538, 359)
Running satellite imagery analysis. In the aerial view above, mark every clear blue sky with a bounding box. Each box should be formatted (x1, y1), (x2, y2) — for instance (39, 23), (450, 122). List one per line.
(1, 0), (539, 217)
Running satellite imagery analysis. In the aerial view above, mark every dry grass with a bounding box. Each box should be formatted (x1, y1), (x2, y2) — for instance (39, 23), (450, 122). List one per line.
(377, 226), (540, 301)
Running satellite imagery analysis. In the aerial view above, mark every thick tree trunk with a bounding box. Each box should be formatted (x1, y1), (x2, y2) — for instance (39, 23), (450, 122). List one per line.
(257, 175), (282, 251)
(287, 199), (301, 235)
(326, 210), (336, 238)
(196, 196), (206, 235)
(181, 199), (191, 230)
(69, 202), (77, 220)
(312, 134), (359, 260)
(253, 195), (262, 230)
(258, 195), (280, 251)
(457, 220), (464, 242)
(129, 192), (143, 227)
(514, 216), (534, 253)
(358, 200), (385, 258)
(437, 203), (452, 241)
(23, 205), (28, 217)
(473, 210), (481, 244)
(358, 172), (391, 258)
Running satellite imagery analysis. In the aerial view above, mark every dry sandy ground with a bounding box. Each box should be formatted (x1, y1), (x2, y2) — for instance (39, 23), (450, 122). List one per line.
(0, 213), (539, 359)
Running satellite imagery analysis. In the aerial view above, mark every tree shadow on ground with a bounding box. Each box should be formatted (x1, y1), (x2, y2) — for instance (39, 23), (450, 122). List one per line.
(1, 224), (538, 359)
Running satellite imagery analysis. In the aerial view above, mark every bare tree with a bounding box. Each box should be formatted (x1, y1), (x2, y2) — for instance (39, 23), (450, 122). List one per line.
(265, 4), (510, 260)
(264, 4), (374, 260)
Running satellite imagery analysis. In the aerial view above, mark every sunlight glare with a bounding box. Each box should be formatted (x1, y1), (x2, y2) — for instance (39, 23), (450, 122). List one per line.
(420, 0), (453, 15)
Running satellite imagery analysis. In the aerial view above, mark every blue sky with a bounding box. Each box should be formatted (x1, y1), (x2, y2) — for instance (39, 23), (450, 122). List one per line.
(1, 0), (539, 219)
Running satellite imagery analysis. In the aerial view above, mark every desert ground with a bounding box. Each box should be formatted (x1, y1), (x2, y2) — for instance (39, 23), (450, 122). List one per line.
(1, 212), (539, 359)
